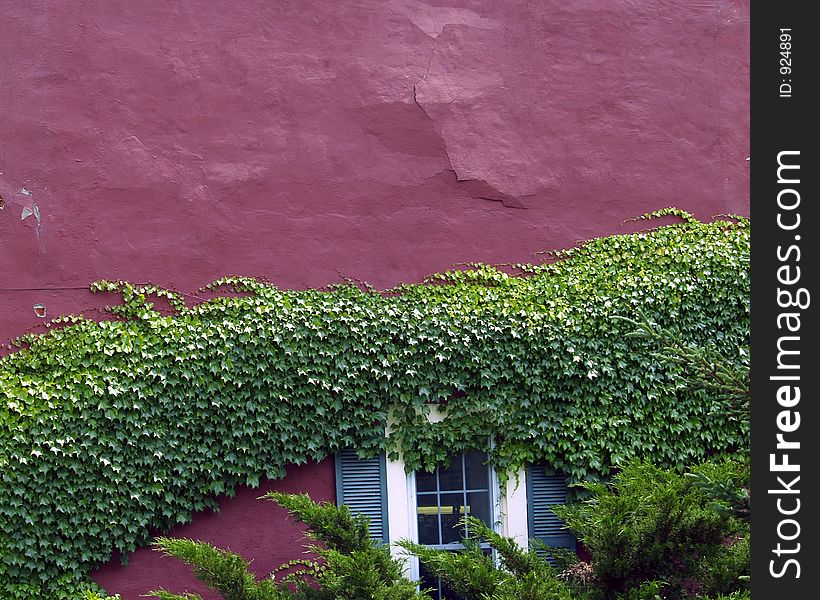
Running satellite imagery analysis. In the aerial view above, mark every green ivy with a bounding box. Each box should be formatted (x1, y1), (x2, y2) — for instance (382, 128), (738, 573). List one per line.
(0, 210), (749, 598)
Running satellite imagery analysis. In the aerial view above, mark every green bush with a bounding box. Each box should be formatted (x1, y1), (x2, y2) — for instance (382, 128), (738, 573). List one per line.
(694, 535), (749, 598)
(149, 492), (427, 600)
(554, 458), (749, 599)
(696, 592), (749, 600)
(615, 581), (665, 600)
(150, 538), (286, 599)
(399, 516), (580, 600)
(686, 457), (750, 524)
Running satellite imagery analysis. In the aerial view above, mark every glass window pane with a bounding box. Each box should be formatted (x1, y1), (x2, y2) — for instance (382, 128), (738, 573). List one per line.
(465, 491), (492, 531)
(418, 561), (441, 600)
(437, 454), (464, 491)
(464, 450), (489, 490)
(416, 468), (437, 493)
(414, 451), (495, 600)
(439, 493), (465, 544)
(417, 494), (441, 545)
(439, 574), (467, 600)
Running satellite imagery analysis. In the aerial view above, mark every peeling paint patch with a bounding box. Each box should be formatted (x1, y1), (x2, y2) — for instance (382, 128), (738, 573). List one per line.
(20, 198), (43, 241)
(19, 187), (32, 196)
(387, 0), (499, 38)
(33, 304), (47, 318)
(0, 193), (5, 210)
(21, 204), (41, 224)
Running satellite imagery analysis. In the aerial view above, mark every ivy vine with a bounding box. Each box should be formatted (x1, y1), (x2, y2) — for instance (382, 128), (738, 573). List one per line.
(0, 210), (749, 599)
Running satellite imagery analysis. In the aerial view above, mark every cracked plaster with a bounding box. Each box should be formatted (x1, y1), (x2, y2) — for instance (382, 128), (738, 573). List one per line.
(1, 0), (748, 343)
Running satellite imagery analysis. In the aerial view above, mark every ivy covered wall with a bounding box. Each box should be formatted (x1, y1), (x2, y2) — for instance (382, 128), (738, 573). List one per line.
(0, 213), (749, 598)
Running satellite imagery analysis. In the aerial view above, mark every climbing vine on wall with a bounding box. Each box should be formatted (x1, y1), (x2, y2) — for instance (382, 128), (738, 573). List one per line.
(0, 209), (749, 599)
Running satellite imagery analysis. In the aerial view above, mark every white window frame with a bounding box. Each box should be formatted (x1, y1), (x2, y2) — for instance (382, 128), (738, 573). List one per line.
(384, 407), (529, 579)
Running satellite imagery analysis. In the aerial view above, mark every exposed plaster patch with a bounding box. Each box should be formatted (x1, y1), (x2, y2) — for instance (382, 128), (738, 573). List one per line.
(19, 189), (43, 240)
(387, 0), (499, 38)
(21, 204), (41, 223)
(412, 88), (528, 210)
(406, 21), (531, 209)
(207, 162), (270, 184)
(449, 171), (530, 210)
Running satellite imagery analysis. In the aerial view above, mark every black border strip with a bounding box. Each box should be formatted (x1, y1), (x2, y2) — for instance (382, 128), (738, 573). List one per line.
(751, 2), (818, 596)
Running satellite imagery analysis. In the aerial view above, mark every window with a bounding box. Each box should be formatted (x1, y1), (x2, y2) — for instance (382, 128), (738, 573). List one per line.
(414, 450), (495, 599)
(335, 443), (575, 599)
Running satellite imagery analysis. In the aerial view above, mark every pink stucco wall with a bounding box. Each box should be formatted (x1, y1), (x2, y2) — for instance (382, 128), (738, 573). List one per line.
(0, 0), (748, 346)
(0, 0), (748, 596)
(91, 459), (335, 600)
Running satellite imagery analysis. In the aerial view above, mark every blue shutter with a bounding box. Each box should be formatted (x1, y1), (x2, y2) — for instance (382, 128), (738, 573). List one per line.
(335, 448), (389, 543)
(526, 464), (576, 555)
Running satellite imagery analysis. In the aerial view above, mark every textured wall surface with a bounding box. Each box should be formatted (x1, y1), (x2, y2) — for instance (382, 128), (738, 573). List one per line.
(91, 459), (335, 599)
(0, 0), (748, 596)
(0, 0), (748, 345)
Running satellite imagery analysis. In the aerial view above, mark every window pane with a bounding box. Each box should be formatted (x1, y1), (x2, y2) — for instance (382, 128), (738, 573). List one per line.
(465, 492), (492, 530)
(414, 451), (495, 599)
(417, 494), (441, 545)
(437, 454), (464, 491)
(464, 450), (489, 490)
(417, 561), (441, 600)
(416, 468), (437, 493)
(439, 493), (465, 544)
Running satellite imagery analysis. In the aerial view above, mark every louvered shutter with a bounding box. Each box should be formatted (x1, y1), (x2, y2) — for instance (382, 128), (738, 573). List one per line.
(335, 448), (389, 542)
(526, 464), (576, 554)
